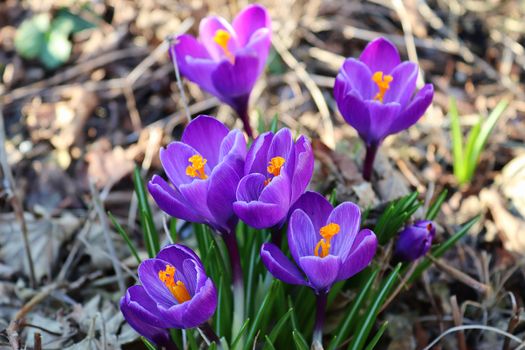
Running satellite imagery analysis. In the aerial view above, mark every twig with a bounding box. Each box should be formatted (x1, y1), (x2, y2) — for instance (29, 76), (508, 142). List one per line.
(0, 109), (36, 288)
(168, 36), (191, 123)
(89, 179), (126, 293)
(379, 261), (418, 313)
(450, 295), (467, 350)
(502, 292), (521, 350)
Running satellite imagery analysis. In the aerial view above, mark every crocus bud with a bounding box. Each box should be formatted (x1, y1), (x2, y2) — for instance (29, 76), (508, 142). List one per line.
(395, 220), (436, 261)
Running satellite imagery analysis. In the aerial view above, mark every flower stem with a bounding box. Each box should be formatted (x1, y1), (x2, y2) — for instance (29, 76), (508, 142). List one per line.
(198, 322), (221, 346)
(362, 143), (378, 181)
(239, 110), (254, 139)
(312, 291), (327, 345)
(222, 229), (245, 344)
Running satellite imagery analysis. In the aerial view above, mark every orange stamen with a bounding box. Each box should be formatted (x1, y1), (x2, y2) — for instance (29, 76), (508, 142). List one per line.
(158, 265), (191, 304)
(314, 223), (341, 258)
(264, 156), (285, 185)
(213, 29), (235, 63)
(186, 154), (208, 179)
(372, 71), (393, 102)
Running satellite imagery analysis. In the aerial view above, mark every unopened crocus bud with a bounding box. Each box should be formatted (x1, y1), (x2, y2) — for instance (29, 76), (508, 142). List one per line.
(395, 220), (436, 261)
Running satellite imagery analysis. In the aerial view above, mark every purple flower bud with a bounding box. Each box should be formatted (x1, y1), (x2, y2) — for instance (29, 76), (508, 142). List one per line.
(148, 115), (246, 233)
(171, 5), (271, 136)
(334, 37), (434, 147)
(233, 128), (314, 229)
(120, 244), (217, 337)
(260, 191), (378, 293)
(395, 220), (436, 261)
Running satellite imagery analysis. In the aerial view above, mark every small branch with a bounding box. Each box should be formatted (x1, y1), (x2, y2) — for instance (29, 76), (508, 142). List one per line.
(380, 261), (418, 313)
(450, 295), (467, 350)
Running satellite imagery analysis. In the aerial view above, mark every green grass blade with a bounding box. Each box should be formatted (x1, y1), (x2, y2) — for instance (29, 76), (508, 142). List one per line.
(168, 218), (178, 243)
(348, 264), (401, 350)
(133, 166), (160, 257)
(244, 281), (279, 350)
(231, 318), (251, 349)
(466, 100), (508, 181)
(108, 211), (141, 264)
(292, 330), (309, 350)
(268, 308), (293, 343)
(270, 113), (279, 133)
(425, 189), (448, 221)
(264, 335), (277, 350)
(141, 337), (157, 350)
(187, 329), (198, 350)
(409, 215), (479, 283)
(364, 321), (388, 350)
(328, 267), (380, 350)
(449, 97), (466, 182)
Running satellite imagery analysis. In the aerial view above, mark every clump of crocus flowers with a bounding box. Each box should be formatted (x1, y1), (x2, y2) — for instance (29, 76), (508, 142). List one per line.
(120, 4), (438, 349)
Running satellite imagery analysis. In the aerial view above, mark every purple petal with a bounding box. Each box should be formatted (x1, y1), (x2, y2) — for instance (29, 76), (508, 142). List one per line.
(120, 286), (173, 346)
(327, 202), (361, 259)
(299, 255), (341, 291)
(337, 229), (377, 280)
(211, 53), (259, 98)
(199, 16), (238, 61)
(268, 128), (293, 161)
(289, 191), (333, 232)
(359, 37), (401, 74)
(236, 173), (266, 202)
(364, 100), (401, 144)
(288, 135), (314, 202)
(336, 90), (371, 142)
(156, 244), (202, 271)
(245, 132), (272, 175)
(388, 84), (434, 135)
(160, 142), (208, 187)
(260, 243), (306, 285)
(259, 172), (291, 208)
(233, 201), (287, 229)
(181, 56), (220, 96)
(207, 161), (242, 231)
(219, 130), (247, 171)
(181, 115), (229, 168)
(148, 175), (203, 223)
(232, 4), (271, 47)
(335, 58), (374, 100)
(138, 258), (178, 309)
(288, 209), (318, 263)
(395, 221), (434, 261)
(178, 179), (213, 221)
(383, 61), (418, 108)
(242, 28), (271, 74)
(179, 277), (217, 328)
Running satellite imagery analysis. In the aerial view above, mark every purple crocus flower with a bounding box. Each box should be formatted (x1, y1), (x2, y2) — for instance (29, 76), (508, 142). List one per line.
(171, 4), (271, 137)
(260, 191), (378, 293)
(120, 244), (217, 336)
(148, 115), (246, 233)
(334, 37), (434, 180)
(395, 220), (436, 261)
(233, 128), (314, 230)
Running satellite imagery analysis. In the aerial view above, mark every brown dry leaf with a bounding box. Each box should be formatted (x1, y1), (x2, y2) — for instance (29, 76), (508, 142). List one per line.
(86, 138), (135, 189)
(498, 153), (525, 219)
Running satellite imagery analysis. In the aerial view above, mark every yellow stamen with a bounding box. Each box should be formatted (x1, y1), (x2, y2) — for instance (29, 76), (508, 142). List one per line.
(372, 71), (393, 102)
(213, 29), (235, 63)
(186, 154), (208, 180)
(314, 223), (341, 258)
(264, 156), (285, 185)
(158, 265), (192, 304)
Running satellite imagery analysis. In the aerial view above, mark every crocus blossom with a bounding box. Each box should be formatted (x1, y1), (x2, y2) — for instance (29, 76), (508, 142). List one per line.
(148, 115), (246, 233)
(233, 128), (314, 229)
(395, 220), (436, 261)
(120, 244), (217, 337)
(260, 191), (378, 293)
(171, 4), (272, 137)
(334, 37), (434, 180)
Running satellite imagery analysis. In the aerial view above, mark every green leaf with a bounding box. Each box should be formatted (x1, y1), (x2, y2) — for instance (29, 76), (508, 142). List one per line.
(270, 113), (279, 133)
(231, 318), (250, 349)
(141, 337), (157, 350)
(187, 329), (199, 350)
(328, 267), (379, 350)
(53, 8), (95, 35)
(425, 189), (448, 221)
(375, 192), (421, 245)
(244, 281), (279, 350)
(264, 335), (277, 350)
(108, 211), (141, 264)
(267, 308), (293, 343)
(40, 30), (72, 69)
(409, 216), (479, 283)
(348, 264), (401, 350)
(15, 14), (50, 59)
(133, 166), (160, 258)
(292, 330), (309, 350)
(364, 321), (388, 350)
(329, 188), (338, 206)
(449, 97), (466, 182)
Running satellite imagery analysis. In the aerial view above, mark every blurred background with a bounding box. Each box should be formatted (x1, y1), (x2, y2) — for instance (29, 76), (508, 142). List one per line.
(1, 0), (524, 349)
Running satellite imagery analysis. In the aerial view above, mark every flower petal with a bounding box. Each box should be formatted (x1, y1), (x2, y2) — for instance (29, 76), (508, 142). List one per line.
(233, 201), (287, 229)
(359, 37), (401, 74)
(199, 16), (238, 61)
(148, 175), (203, 223)
(242, 28), (271, 74)
(288, 209), (318, 263)
(181, 115), (229, 168)
(259, 172), (291, 209)
(138, 258), (178, 309)
(335, 58), (374, 100)
(268, 127), (293, 161)
(299, 255), (341, 291)
(363, 100), (401, 144)
(207, 160), (242, 231)
(178, 179), (213, 221)
(211, 53), (260, 98)
(156, 244), (202, 271)
(236, 173), (266, 202)
(245, 132), (272, 175)
(288, 135), (314, 202)
(179, 277), (217, 328)
(383, 61), (418, 108)
(328, 202), (361, 259)
(337, 229), (377, 280)
(232, 4), (271, 46)
(289, 191), (333, 232)
(260, 243), (306, 285)
(387, 84), (434, 135)
(180, 56), (220, 96)
(159, 142), (207, 187)
(219, 129), (247, 174)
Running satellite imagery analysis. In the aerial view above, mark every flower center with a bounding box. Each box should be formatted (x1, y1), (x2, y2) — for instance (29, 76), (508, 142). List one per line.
(372, 71), (393, 102)
(314, 223), (341, 258)
(158, 264), (191, 304)
(264, 156), (285, 185)
(186, 154), (208, 179)
(213, 29), (235, 63)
